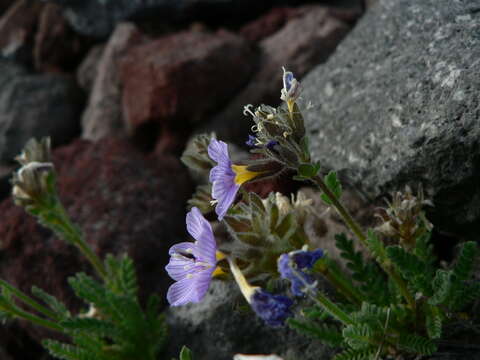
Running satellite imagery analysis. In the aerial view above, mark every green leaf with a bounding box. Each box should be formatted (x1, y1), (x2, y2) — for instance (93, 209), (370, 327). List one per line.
(452, 241), (477, 282)
(425, 304), (442, 339)
(397, 334), (436, 355)
(428, 270), (453, 305)
(31, 286), (70, 318)
(342, 323), (374, 350)
(179, 345), (193, 360)
(321, 171), (342, 205)
(287, 318), (343, 347)
(297, 163), (321, 179)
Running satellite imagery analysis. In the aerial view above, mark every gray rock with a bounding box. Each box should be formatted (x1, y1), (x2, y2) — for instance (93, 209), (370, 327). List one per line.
(203, 5), (357, 145)
(81, 23), (144, 141)
(303, 0), (480, 234)
(0, 60), (84, 163)
(166, 281), (335, 360)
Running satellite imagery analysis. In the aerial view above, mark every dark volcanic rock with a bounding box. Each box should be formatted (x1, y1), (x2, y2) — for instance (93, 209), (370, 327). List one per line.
(33, 3), (89, 72)
(166, 281), (335, 360)
(46, 0), (293, 38)
(0, 0), (44, 64)
(302, 0), (480, 235)
(0, 138), (193, 341)
(120, 29), (255, 141)
(0, 60), (84, 164)
(203, 5), (358, 145)
(239, 6), (300, 43)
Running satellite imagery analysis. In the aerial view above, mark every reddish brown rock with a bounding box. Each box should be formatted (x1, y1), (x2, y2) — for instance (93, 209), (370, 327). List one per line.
(81, 23), (146, 141)
(0, 137), (193, 341)
(33, 3), (90, 73)
(0, 0), (43, 63)
(119, 29), (256, 142)
(239, 6), (300, 43)
(202, 5), (360, 145)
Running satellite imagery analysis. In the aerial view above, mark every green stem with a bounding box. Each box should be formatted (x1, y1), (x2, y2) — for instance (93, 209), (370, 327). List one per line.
(311, 175), (416, 310)
(314, 291), (354, 325)
(314, 257), (365, 305)
(8, 305), (62, 332)
(0, 280), (60, 321)
(44, 200), (107, 280)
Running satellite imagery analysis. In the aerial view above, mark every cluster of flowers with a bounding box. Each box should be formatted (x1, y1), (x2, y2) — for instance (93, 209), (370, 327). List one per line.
(165, 69), (323, 327)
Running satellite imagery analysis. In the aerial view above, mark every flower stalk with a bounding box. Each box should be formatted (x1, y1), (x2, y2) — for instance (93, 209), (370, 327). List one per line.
(311, 175), (416, 310)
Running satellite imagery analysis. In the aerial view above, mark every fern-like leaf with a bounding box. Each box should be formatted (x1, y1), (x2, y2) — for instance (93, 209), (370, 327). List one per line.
(333, 348), (376, 360)
(397, 334), (436, 355)
(287, 318), (344, 347)
(342, 323), (374, 350)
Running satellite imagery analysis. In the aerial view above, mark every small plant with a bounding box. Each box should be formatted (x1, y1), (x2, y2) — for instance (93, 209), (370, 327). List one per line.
(3, 138), (167, 360)
(176, 68), (480, 359)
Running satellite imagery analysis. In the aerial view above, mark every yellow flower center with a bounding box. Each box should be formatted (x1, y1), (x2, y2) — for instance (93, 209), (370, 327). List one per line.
(231, 165), (261, 185)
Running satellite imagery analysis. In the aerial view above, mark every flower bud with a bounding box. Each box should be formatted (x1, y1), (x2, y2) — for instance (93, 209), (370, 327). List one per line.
(12, 161), (55, 207)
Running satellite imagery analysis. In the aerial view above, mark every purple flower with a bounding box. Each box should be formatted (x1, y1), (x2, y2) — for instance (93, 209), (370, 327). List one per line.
(165, 207), (217, 306)
(280, 68), (301, 109)
(208, 139), (260, 220)
(278, 248), (323, 297)
(250, 289), (293, 327)
(246, 135), (257, 148)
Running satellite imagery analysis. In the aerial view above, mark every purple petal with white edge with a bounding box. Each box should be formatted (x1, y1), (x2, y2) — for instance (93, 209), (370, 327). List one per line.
(212, 178), (239, 220)
(208, 139), (230, 164)
(168, 242), (196, 256)
(165, 255), (195, 281)
(167, 277), (199, 306)
(186, 207), (216, 264)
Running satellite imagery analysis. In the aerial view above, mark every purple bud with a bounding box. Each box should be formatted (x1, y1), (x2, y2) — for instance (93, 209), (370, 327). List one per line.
(250, 289), (293, 327)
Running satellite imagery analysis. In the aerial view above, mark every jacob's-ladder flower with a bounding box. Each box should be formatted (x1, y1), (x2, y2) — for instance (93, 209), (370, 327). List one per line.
(208, 138), (261, 220)
(165, 207), (220, 306)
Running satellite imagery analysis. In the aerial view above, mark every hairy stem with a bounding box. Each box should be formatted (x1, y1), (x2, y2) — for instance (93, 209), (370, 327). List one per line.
(311, 175), (416, 310)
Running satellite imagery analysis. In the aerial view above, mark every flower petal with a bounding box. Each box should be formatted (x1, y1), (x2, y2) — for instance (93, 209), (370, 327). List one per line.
(165, 255), (195, 282)
(212, 180), (239, 220)
(186, 207), (216, 264)
(168, 242), (196, 256)
(167, 277), (199, 306)
(208, 139), (230, 164)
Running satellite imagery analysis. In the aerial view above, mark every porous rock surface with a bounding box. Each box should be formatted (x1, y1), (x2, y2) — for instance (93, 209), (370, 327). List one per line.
(303, 0), (480, 234)
(0, 60), (83, 164)
(0, 138), (193, 341)
(166, 281), (335, 360)
(203, 5), (358, 145)
(119, 29), (255, 137)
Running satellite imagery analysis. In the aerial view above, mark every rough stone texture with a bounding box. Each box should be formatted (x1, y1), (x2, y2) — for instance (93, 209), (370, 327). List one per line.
(33, 3), (89, 72)
(76, 44), (104, 92)
(120, 29), (255, 138)
(203, 5), (358, 145)
(0, 0), (44, 64)
(303, 0), (480, 234)
(0, 60), (84, 164)
(239, 6), (300, 43)
(45, 0), (296, 38)
(81, 23), (145, 141)
(0, 137), (193, 342)
(166, 281), (336, 360)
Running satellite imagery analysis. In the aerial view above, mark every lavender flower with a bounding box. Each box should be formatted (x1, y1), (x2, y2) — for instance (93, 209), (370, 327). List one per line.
(280, 67), (301, 113)
(228, 258), (292, 327)
(278, 248), (323, 297)
(208, 138), (260, 220)
(165, 207), (217, 306)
